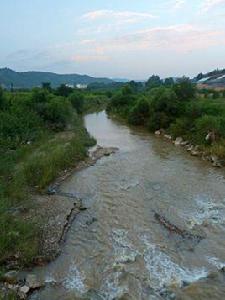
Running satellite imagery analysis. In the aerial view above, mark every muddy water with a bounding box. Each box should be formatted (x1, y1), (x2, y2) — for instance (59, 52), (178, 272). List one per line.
(31, 111), (225, 300)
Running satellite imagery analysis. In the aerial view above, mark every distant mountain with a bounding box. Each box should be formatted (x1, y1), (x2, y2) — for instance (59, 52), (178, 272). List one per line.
(195, 69), (225, 89)
(0, 68), (113, 89)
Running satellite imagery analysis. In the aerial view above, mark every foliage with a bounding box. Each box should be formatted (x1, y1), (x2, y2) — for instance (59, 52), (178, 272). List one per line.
(69, 92), (84, 113)
(107, 75), (225, 157)
(173, 77), (196, 101)
(146, 75), (162, 90)
(0, 86), (101, 268)
(128, 97), (150, 125)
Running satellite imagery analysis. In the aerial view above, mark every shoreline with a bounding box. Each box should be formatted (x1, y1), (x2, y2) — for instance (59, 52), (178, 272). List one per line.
(154, 130), (224, 168)
(0, 145), (118, 299)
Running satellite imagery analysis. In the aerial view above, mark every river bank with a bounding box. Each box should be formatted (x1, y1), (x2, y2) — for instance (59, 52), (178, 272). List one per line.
(0, 142), (118, 299)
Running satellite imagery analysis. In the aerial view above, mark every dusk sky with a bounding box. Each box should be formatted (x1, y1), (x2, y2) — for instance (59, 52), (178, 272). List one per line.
(1, 0), (225, 79)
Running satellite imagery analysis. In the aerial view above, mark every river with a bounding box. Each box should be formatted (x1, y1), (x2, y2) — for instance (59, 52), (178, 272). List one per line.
(30, 111), (225, 300)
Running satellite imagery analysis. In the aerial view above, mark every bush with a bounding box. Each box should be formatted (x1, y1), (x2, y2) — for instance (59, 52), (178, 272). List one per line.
(43, 97), (72, 130)
(194, 115), (225, 143)
(128, 98), (150, 125)
(169, 117), (191, 139)
(69, 92), (84, 114)
(173, 78), (196, 101)
(148, 87), (180, 130)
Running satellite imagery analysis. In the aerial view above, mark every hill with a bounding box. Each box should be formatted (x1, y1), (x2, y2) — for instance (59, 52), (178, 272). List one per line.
(0, 68), (113, 89)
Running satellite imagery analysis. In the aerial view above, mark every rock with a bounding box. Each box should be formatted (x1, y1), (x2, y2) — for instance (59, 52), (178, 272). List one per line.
(211, 155), (222, 167)
(155, 130), (161, 136)
(164, 134), (172, 140)
(212, 161), (222, 168)
(186, 145), (194, 152)
(174, 137), (183, 146)
(19, 285), (30, 294)
(180, 141), (189, 146)
(205, 131), (216, 143)
(2, 270), (18, 284)
(191, 150), (200, 156)
(26, 274), (42, 289)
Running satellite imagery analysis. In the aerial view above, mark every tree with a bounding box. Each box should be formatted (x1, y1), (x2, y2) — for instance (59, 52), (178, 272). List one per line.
(56, 84), (73, 97)
(0, 87), (5, 109)
(164, 77), (174, 86)
(148, 87), (180, 130)
(42, 82), (52, 91)
(68, 92), (84, 114)
(122, 84), (133, 95)
(173, 78), (196, 101)
(128, 98), (150, 125)
(146, 75), (162, 90)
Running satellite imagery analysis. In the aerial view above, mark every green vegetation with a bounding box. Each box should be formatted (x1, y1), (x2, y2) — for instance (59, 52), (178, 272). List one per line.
(0, 86), (108, 268)
(107, 77), (225, 159)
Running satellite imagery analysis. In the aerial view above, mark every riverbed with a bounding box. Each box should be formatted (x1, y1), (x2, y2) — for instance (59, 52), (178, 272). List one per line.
(30, 111), (225, 300)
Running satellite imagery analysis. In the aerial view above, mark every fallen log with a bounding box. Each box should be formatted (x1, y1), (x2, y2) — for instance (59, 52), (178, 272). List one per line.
(154, 211), (204, 243)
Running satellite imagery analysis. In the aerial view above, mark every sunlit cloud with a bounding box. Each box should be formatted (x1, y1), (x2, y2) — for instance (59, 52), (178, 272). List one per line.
(85, 24), (225, 54)
(72, 54), (110, 63)
(82, 9), (157, 24)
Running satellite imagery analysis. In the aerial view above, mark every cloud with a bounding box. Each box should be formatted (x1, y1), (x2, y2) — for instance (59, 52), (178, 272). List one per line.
(201, 0), (225, 13)
(172, 0), (186, 10)
(71, 54), (110, 63)
(86, 24), (225, 54)
(82, 9), (157, 24)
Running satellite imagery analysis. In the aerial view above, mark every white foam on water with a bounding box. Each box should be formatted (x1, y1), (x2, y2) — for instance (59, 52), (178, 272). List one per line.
(63, 263), (87, 293)
(45, 274), (56, 284)
(100, 271), (129, 300)
(141, 235), (208, 289)
(182, 195), (225, 228)
(111, 229), (140, 264)
(206, 256), (225, 269)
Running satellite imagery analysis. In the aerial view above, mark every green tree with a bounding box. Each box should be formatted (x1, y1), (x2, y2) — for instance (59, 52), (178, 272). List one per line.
(128, 97), (150, 125)
(173, 78), (196, 101)
(42, 82), (52, 91)
(0, 87), (5, 110)
(146, 75), (162, 90)
(56, 84), (73, 97)
(164, 77), (174, 87)
(148, 87), (180, 130)
(69, 92), (84, 114)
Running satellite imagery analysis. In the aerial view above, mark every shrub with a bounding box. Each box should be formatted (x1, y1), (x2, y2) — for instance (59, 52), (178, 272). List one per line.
(173, 78), (196, 101)
(69, 92), (84, 114)
(128, 97), (150, 125)
(148, 87), (180, 130)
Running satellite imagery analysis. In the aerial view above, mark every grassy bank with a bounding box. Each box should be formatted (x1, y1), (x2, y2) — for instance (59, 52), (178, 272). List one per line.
(107, 79), (225, 161)
(0, 86), (102, 271)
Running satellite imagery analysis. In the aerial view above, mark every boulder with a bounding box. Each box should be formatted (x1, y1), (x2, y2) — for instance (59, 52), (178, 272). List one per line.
(155, 130), (161, 136)
(180, 141), (189, 146)
(18, 285), (30, 298)
(26, 274), (42, 289)
(2, 270), (18, 284)
(205, 131), (216, 144)
(164, 134), (172, 140)
(191, 150), (200, 156)
(211, 155), (222, 167)
(186, 145), (194, 152)
(174, 137), (183, 146)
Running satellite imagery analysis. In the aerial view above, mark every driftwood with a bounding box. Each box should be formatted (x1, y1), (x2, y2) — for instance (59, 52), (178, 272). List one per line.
(154, 212), (204, 243)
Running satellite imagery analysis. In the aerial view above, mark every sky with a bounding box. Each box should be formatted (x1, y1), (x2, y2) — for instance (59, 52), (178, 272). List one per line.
(1, 0), (225, 79)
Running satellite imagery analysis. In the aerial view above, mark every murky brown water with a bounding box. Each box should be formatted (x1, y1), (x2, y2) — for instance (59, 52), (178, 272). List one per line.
(31, 111), (225, 300)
